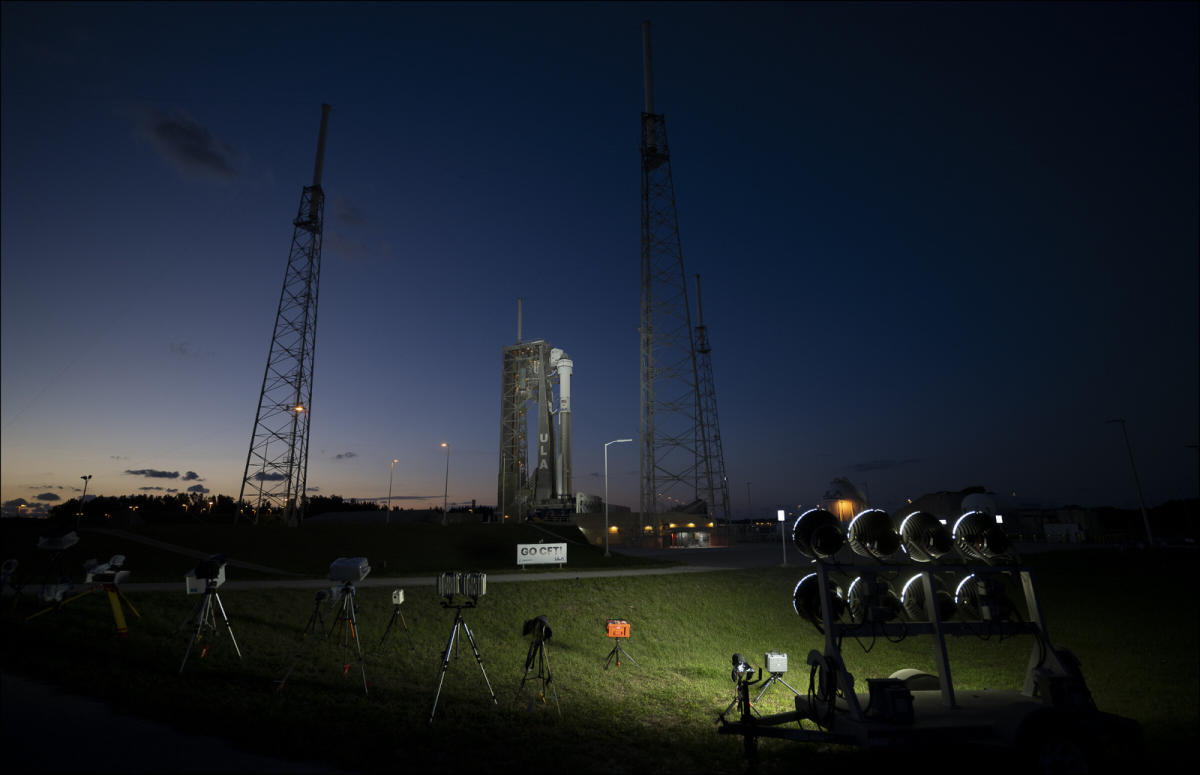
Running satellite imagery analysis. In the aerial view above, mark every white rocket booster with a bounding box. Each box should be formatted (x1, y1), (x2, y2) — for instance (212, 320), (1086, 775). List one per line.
(551, 348), (573, 498)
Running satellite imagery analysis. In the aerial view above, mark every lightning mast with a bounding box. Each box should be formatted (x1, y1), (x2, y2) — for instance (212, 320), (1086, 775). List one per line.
(639, 22), (712, 532)
(694, 274), (732, 521)
(239, 104), (331, 526)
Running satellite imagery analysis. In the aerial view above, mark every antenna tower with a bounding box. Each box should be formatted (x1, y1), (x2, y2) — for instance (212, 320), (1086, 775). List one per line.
(694, 274), (732, 520)
(639, 22), (716, 531)
(239, 104), (331, 526)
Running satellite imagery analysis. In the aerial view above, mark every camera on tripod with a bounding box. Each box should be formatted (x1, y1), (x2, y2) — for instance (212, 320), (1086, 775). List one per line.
(437, 571), (487, 602)
(392, 588), (404, 605)
(731, 652), (757, 683)
(186, 554), (227, 594)
(329, 557), (370, 583)
(84, 555), (129, 585)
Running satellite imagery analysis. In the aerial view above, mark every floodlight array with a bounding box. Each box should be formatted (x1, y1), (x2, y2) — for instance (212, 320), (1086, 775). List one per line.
(787, 505), (1023, 634)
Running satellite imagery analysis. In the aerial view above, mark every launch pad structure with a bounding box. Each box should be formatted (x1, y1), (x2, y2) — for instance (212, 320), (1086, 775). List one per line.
(238, 104), (331, 526)
(639, 21), (731, 528)
(497, 302), (574, 521)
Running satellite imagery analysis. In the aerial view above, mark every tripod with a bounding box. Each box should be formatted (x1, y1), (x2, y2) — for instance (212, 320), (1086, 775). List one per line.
(377, 601), (415, 652)
(719, 668), (762, 723)
(429, 601), (497, 722)
(604, 637), (639, 670)
(515, 617), (560, 715)
(278, 584), (368, 694)
(753, 670), (801, 706)
(179, 578), (242, 673)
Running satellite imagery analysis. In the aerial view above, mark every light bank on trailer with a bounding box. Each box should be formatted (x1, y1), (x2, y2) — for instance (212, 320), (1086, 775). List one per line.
(717, 507), (1142, 772)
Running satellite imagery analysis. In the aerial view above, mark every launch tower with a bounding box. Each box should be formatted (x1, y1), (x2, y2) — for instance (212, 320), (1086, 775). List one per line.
(639, 22), (725, 530)
(238, 104), (331, 526)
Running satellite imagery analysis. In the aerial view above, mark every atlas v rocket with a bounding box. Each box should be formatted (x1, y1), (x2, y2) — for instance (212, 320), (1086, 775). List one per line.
(497, 300), (574, 519)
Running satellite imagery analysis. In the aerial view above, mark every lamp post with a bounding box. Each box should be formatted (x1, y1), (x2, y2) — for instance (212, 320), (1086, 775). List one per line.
(386, 458), (398, 526)
(1107, 419), (1154, 545)
(604, 438), (633, 557)
(440, 442), (449, 527)
(777, 509), (787, 566)
(77, 475), (92, 530)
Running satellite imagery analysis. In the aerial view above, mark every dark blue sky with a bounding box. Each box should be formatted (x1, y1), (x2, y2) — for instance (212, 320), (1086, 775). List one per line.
(2, 2), (1196, 516)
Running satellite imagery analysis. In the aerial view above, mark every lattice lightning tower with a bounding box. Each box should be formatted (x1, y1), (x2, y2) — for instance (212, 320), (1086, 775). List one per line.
(639, 22), (716, 529)
(694, 274), (732, 521)
(239, 104), (331, 526)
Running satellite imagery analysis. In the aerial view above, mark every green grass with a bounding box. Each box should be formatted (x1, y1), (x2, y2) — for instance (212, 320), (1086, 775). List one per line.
(1, 528), (1195, 774)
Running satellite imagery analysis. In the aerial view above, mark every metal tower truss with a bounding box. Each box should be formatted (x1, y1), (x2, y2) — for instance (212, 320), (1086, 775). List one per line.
(694, 275), (732, 521)
(639, 21), (713, 527)
(239, 105), (331, 526)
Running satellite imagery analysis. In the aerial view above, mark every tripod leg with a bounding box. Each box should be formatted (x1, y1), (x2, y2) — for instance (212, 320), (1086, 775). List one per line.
(212, 593), (242, 660)
(277, 600), (327, 691)
(105, 586), (129, 636)
(604, 643), (618, 670)
(541, 644), (561, 716)
(619, 642), (640, 667)
(347, 594), (368, 694)
(460, 619), (497, 703)
(430, 615), (462, 722)
(775, 675), (802, 697)
(753, 675), (775, 705)
(400, 609), (415, 651)
(378, 608), (399, 648)
(179, 595), (210, 674)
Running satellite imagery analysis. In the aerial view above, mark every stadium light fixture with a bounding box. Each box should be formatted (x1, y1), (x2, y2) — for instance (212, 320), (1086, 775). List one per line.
(847, 509), (901, 561)
(791, 508), (844, 559)
(899, 510), (953, 562)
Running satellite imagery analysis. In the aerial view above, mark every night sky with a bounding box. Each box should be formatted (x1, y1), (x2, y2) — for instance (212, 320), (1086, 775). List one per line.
(2, 2), (1196, 518)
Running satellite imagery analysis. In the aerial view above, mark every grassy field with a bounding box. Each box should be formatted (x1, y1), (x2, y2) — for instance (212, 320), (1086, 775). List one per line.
(1, 522), (1195, 773)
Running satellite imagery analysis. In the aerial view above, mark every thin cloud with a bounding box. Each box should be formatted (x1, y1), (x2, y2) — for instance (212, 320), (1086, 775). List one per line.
(35, 492), (61, 501)
(140, 109), (237, 181)
(334, 197), (366, 226)
(125, 468), (180, 479)
(254, 472), (287, 482)
(139, 486), (166, 491)
(187, 484), (210, 494)
(333, 452), (358, 461)
(170, 341), (214, 359)
(324, 230), (373, 262)
(182, 471), (201, 481)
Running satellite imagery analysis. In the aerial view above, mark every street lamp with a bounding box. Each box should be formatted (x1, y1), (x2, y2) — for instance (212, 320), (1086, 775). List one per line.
(777, 509), (787, 566)
(387, 458), (398, 526)
(604, 439), (633, 557)
(441, 442), (449, 527)
(77, 475), (92, 530)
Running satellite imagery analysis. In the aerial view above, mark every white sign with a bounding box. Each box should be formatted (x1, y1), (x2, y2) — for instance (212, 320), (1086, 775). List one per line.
(517, 542), (567, 566)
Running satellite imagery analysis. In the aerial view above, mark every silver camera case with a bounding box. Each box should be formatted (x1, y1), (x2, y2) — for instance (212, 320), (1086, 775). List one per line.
(764, 651), (788, 674)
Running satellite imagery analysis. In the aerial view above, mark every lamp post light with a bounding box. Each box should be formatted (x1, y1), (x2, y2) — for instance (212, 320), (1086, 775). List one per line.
(604, 438), (633, 557)
(77, 474), (93, 530)
(387, 458), (398, 526)
(777, 509), (787, 566)
(440, 442), (449, 527)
